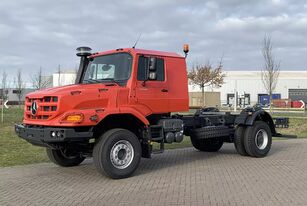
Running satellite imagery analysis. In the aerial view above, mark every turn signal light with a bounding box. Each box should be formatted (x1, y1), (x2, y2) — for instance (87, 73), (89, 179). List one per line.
(183, 44), (189, 53)
(183, 44), (189, 58)
(62, 113), (84, 123)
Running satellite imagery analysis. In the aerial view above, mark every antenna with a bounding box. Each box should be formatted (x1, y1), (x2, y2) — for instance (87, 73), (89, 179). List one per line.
(132, 34), (142, 49)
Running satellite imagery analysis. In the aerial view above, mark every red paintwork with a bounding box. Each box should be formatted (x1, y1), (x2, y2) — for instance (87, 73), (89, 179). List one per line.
(23, 48), (189, 127)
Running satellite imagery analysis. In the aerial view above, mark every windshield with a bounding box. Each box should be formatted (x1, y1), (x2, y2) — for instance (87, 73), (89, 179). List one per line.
(82, 53), (132, 84)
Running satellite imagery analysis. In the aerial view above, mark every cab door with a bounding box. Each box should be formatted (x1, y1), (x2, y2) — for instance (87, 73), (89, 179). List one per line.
(135, 55), (169, 113)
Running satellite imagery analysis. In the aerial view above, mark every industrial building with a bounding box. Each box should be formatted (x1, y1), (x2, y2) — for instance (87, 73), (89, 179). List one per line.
(189, 71), (307, 107)
(53, 71), (77, 87)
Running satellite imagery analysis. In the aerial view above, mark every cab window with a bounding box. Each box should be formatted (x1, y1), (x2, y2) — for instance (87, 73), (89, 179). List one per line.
(82, 53), (132, 84)
(137, 56), (165, 81)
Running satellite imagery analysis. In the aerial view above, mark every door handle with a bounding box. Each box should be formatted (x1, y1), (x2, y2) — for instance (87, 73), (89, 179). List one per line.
(98, 88), (108, 92)
(161, 89), (168, 92)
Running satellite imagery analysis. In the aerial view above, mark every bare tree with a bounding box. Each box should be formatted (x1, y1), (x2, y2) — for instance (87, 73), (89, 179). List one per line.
(16, 69), (25, 106)
(261, 35), (280, 112)
(31, 67), (51, 90)
(188, 59), (225, 107)
(1, 70), (8, 100)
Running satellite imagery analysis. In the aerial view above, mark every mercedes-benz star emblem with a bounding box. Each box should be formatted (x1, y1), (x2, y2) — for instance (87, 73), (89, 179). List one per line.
(31, 101), (38, 115)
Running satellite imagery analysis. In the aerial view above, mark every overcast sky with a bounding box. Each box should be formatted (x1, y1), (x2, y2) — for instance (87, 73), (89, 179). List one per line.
(1, 0), (307, 84)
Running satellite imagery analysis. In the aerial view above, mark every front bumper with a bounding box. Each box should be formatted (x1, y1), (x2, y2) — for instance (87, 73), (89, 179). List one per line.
(15, 124), (93, 147)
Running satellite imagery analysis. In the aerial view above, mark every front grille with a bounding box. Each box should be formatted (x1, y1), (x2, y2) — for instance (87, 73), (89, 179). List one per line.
(25, 96), (58, 120)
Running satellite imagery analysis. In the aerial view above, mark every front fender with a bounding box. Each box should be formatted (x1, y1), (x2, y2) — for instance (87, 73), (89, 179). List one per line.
(119, 106), (150, 126)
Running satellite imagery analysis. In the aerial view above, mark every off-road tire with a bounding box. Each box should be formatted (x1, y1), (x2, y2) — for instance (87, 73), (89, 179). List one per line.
(234, 126), (248, 156)
(93, 128), (141, 179)
(244, 121), (272, 157)
(46, 148), (85, 167)
(191, 126), (230, 139)
(190, 135), (223, 152)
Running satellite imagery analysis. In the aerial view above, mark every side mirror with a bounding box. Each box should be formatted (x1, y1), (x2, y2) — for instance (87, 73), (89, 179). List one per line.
(148, 72), (157, 80)
(141, 56), (157, 86)
(145, 57), (157, 81)
(149, 57), (156, 71)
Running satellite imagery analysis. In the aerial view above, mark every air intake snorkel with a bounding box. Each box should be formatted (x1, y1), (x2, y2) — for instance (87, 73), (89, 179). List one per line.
(75, 46), (92, 84)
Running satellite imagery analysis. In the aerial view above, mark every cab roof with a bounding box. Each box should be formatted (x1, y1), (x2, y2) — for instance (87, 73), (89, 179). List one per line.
(91, 48), (184, 59)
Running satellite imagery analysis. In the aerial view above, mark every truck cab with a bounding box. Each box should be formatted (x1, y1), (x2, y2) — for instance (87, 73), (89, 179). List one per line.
(23, 48), (189, 128)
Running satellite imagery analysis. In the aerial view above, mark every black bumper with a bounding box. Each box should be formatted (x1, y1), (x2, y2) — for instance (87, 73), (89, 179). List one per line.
(15, 124), (93, 147)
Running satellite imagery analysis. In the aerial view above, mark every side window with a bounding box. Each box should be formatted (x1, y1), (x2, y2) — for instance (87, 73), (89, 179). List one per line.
(155, 58), (165, 81)
(137, 56), (147, 81)
(137, 56), (165, 81)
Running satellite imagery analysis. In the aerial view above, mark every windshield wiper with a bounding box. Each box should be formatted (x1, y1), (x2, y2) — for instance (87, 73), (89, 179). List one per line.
(83, 79), (101, 84)
(100, 78), (120, 85)
(83, 78), (120, 85)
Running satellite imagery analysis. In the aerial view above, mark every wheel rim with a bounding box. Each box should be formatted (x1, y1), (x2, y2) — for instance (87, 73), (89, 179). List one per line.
(255, 129), (269, 150)
(110, 140), (134, 169)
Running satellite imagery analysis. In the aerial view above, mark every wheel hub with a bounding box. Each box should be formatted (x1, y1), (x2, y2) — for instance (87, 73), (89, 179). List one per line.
(255, 129), (268, 150)
(110, 140), (134, 169)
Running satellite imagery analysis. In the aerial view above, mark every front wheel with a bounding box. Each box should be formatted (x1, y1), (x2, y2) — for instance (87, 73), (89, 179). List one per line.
(46, 148), (85, 167)
(93, 128), (141, 179)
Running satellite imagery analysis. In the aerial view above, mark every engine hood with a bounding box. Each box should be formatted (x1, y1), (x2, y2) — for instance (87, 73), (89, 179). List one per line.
(23, 83), (125, 126)
(27, 84), (106, 98)
(26, 84), (121, 109)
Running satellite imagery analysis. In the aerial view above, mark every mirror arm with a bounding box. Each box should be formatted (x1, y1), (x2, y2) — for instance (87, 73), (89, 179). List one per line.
(142, 80), (146, 87)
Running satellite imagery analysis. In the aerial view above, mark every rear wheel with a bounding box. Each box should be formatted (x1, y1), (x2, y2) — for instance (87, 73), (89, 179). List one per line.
(244, 121), (272, 157)
(234, 126), (248, 156)
(46, 148), (85, 167)
(93, 128), (141, 179)
(190, 135), (223, 152)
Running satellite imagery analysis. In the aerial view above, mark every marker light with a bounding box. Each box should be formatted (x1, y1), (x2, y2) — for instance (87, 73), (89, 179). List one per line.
(62, 113), (84, 123)
(183, 44), (189, 54)
(76, 46), (92, 57)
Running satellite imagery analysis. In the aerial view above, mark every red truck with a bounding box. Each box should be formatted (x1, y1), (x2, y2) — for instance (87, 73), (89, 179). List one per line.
(15, 45), (276, 179)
